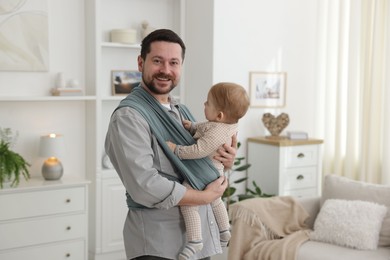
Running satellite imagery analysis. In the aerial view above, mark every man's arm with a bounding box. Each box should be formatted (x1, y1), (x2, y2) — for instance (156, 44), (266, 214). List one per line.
(178, 176), (227, 206)
(105, 108), (187, 209)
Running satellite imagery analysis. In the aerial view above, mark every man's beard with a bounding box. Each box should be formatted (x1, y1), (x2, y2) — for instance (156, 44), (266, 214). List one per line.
(143, 73), (176, 95)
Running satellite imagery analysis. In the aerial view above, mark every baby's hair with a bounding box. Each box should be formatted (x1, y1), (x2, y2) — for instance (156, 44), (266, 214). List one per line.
(209, 82), (250, 123)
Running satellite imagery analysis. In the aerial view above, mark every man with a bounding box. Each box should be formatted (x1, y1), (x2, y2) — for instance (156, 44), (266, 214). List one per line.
(105, 29), (237, 260)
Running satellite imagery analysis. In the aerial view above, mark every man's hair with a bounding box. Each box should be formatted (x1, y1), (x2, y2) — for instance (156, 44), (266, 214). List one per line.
(209, 82), (250, 123)
(140, 29), (186, 61)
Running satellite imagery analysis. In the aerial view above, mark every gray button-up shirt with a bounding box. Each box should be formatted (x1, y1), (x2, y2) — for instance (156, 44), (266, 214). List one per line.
(105, 102), (222, 260)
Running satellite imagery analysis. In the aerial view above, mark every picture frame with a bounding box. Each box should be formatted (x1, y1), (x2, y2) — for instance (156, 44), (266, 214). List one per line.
(111, 70), (142, 95)
(249, 72), (287, 107)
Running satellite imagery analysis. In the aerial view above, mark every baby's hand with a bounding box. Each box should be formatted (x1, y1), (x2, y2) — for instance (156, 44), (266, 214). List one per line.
(166, 141), (177, 152)
(182, 119), (192, 130)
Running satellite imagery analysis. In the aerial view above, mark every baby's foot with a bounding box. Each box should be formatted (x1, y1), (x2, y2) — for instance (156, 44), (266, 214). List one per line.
(220, 230), (231, 247)
(178, 241), (203, 260)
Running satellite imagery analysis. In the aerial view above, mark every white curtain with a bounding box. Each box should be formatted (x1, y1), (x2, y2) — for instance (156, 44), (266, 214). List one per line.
(316, 0), (390, 184)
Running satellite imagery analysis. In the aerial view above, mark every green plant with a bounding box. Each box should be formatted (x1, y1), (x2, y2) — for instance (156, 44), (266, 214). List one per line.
(222, 142), (273, 210)
(0, 128), (30, 188)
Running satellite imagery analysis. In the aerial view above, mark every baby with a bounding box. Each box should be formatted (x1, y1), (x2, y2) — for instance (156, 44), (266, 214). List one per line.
(167, 82), (250, 260)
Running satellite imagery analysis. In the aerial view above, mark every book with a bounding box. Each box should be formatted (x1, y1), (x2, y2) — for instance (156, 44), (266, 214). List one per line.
(287, 131), (308, 140)
(51, 88), (83, 96)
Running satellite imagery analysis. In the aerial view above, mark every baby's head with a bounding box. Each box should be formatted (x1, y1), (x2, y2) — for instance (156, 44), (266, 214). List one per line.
(208, 82), (250, 123)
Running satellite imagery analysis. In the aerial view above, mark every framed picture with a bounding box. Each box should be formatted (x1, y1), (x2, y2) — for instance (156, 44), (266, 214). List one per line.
(249, 72), (287, 107)
(111, 70), (142, 95)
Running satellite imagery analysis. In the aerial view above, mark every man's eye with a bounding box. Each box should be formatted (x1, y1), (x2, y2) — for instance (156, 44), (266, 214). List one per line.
(153, 59), (161, 64)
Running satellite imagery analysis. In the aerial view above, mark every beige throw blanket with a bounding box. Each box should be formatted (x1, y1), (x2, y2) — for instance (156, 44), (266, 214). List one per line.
(228, 196), (310, 260)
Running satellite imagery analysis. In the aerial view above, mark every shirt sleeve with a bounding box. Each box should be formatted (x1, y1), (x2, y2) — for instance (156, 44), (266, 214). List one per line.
(105, 107), (187, 209)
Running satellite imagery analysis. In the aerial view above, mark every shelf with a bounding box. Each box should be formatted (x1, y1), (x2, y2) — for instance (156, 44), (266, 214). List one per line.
(0, 96), (96, 102)
(101, 42), (141, 49)
(100, 96), (125, 101)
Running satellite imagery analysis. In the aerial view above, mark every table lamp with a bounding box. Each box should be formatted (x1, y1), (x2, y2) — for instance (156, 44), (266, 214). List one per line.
(39, 133), (64, 180)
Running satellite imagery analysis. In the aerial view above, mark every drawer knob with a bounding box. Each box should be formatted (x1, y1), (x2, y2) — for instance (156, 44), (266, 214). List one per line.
(66, 253), (71, 258)
(297, 153), (305, 158)
(297, 175), (304, 180)
(66, 198), (71, 203)
(66, 226), (72, 231)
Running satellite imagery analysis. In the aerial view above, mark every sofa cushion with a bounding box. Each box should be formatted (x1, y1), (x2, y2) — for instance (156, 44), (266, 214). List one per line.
(321, 174), (390, 247)
(310, 199), (387, 250)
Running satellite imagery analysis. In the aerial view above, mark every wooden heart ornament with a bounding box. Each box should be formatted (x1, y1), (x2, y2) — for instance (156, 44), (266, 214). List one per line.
(262, 113), (289, 136)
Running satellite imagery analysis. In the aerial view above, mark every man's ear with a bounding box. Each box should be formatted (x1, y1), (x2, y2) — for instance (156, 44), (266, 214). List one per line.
(137, 55), (143, 71)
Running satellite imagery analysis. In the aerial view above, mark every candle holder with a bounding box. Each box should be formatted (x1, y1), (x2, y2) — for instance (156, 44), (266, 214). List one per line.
(39, 134), (64, 180)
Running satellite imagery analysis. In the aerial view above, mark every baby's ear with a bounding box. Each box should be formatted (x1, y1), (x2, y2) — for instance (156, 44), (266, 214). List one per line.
(216, 111), (224, 121)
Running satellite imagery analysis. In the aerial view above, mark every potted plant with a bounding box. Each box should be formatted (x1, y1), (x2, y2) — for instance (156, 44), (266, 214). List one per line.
(222, 142), (273, 211)
(0, 128), (30, 188)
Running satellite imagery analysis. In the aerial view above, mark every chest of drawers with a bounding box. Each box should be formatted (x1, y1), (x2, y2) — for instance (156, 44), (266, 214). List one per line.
(0, 178), (89, 260)
(247, 136), (323, 197)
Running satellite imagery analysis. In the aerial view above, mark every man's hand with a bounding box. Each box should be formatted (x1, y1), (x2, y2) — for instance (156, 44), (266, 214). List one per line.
(214, 134), (238, 170)
(204, 176), (228, 200)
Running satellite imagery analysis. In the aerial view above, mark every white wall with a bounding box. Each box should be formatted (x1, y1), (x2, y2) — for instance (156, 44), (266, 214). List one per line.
(182, 0), (215, 119)
(184, 0), (320, 145)
(213, 0), (321, 143)
(184, 0), (320, 135)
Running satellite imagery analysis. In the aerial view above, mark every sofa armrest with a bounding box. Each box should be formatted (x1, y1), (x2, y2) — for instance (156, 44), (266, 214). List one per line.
(296, 196), (321, 229)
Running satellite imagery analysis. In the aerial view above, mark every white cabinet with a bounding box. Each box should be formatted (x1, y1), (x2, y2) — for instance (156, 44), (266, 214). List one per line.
(246, 136), (323, 197)
(85, 1), (184, 259)
(0, 178), (89, 260)
(100, 174), (128, 254)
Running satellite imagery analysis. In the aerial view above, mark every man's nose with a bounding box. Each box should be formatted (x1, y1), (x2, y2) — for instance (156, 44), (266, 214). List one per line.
(159, 62), (170, 73)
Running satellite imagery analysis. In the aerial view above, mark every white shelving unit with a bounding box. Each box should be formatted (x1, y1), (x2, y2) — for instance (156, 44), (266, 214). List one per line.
(85, 0), (184, 259)
(0, 1), (185, 259)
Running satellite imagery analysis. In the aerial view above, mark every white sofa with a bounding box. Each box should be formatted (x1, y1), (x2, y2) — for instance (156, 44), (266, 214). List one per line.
(228, 174), (390, 260)
(296, 175), (390, 260)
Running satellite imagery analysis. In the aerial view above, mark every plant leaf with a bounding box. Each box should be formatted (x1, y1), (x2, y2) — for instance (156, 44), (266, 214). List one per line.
(234, 164), (251, 172)
(233, 177), (247, 184)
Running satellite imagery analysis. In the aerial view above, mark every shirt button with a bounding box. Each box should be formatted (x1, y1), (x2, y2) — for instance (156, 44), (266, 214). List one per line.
(210, 221), (214, 225)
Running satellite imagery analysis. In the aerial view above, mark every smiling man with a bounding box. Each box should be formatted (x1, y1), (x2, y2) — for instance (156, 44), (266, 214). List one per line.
(105, 29), (238, 260)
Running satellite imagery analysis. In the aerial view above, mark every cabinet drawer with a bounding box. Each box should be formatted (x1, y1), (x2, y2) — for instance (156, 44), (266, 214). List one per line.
(0, 187), (85, 221)
(0, 214), (86, 250)
(283, 187), (318, 198)
(0, 240), (85, 260)
(284, 145), (318, 168)
(282, 167), (317, 190)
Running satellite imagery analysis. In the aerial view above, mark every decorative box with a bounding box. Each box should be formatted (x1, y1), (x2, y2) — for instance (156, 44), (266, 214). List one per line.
(110, 29), (136, 44)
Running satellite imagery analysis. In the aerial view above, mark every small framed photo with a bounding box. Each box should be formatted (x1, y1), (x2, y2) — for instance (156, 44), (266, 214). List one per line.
(249, 72), (287, 107)
(111, 70), (142, 95)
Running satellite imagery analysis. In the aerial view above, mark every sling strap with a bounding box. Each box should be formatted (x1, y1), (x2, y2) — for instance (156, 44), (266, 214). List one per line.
(115, 85), (220, 208)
